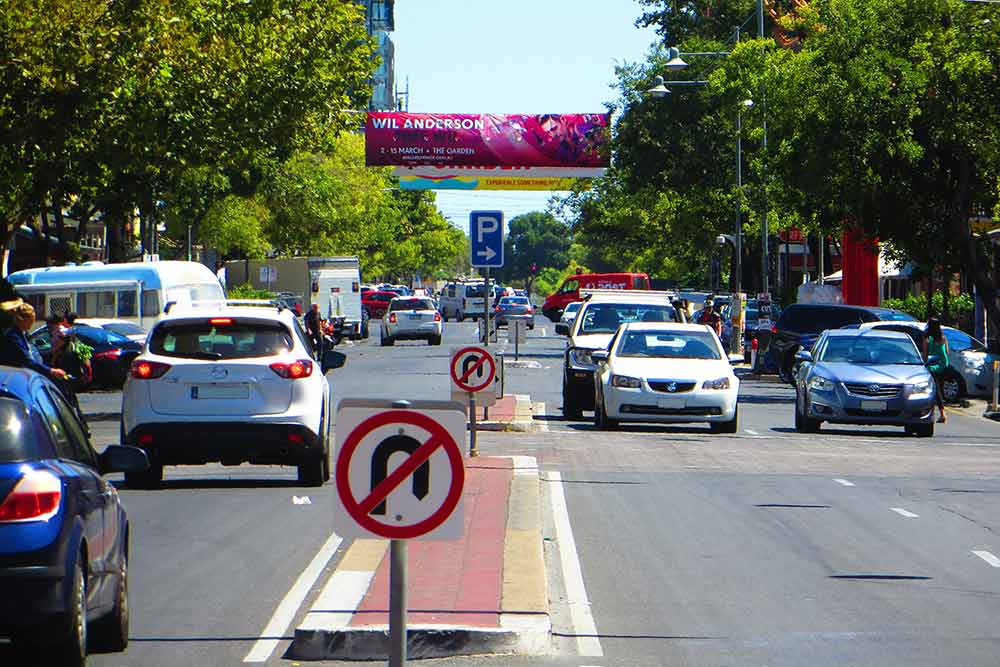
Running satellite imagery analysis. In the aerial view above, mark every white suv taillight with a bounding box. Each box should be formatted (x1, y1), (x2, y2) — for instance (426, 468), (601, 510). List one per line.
(269, 359), (314, 379)
(0, 470), (62, 523)
(130, 360), (172, 379)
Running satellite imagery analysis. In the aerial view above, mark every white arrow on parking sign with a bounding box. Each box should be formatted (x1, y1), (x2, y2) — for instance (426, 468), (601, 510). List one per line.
(477, 247), (497, 261)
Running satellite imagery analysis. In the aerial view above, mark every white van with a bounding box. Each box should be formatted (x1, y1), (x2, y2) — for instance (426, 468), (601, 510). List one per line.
(310, 259), (367, 339)
(438, 281), (487, 321)
(7, 260), (225, 330)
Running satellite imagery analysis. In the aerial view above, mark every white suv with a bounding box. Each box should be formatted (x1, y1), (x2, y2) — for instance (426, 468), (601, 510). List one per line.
(121, 306), (331, 487)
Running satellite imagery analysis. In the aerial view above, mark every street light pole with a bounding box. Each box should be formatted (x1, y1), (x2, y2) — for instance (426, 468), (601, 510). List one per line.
(757, 0), (770, 297)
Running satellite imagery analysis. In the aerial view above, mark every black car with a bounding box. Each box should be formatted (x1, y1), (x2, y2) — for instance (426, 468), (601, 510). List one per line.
(765, 304), (915, 383)
(30, 325), (144, 388)
(0, 367), (147, 665)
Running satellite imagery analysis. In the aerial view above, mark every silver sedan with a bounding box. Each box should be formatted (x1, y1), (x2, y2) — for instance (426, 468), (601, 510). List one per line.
(381, 297), (443, 346)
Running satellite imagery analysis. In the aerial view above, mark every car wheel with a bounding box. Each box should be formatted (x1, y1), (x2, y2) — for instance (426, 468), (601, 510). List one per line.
(458, 311), (465, 322)
(361, 319), (370, 339)
(562, 378), (583, 420)
(298, 451), (325, 486)
(90, 551), (129, 652)
(46, 557), (87, 667)
(778, 351), (797, 384)
(794, 391), (805, 432)
(912, 422), (935, 438)
(593, 391), (617, 429)
(429, 335), (442, 346)
(710, 405), (739, 434)
(940, 371), (965, 403)
(381, 333), (394, 347)
(124, 461), (163, 489)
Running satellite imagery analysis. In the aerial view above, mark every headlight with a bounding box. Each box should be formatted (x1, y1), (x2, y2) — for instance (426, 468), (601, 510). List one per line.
(702, 377), (731, 390)
(611, 375), (642, 389)
(809, 376), (836, 392)
(909, 379), (932, 398)
(569, 348), (596, 368)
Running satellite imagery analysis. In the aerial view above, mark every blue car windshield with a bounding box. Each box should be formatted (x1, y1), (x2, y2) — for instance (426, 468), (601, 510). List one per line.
(0, 397), (41, 463)
(818, 337), (923, 365)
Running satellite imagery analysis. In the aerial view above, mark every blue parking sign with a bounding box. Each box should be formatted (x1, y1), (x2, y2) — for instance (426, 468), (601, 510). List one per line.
(470, 211), (504, 268)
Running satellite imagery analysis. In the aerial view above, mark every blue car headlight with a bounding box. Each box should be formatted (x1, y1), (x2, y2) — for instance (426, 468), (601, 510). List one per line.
(808, 376), (836, 392)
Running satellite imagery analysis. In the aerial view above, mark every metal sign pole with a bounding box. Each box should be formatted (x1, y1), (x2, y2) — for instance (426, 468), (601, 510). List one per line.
(484, 268), (491, 347)
(515, 321), (520, 360)
(468, 393), (478, 457)
(389, 539), (407, 667)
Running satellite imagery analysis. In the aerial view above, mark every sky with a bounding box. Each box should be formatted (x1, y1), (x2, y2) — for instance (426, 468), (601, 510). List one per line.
(391, 1), (662, 235)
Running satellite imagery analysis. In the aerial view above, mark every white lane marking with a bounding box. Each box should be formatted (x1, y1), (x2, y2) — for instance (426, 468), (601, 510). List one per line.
(242, 532), (343, 662)
(292, 496), (312, 505)
(744, 429), (759, 436)
(298, 569), (376, 632)
(548, 471), (603, 657)
(833, 479), (855, 487)
(890, 507), (919, 518)
(541, 327), (548, 337)
(973, 550), (1000, 568)
(535, 402), (550, 432)
(507, 455), (539, 476)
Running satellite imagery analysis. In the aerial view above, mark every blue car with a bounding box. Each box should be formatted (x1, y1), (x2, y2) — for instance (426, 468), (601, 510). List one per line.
(793, 329), (938, 437)
(0, 367), (147, 665)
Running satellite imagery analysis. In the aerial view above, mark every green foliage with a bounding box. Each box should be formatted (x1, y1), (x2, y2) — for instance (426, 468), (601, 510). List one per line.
(200, 195), (271, 259)
(531, 261), (592, 299)
(227, 283), (276, 300)
(497, 212), (573, 286)
(883, 292), (975, 322)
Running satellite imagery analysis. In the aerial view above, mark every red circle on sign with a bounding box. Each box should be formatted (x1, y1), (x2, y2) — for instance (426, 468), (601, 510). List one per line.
(336, 410), (465, 539)
(450, 346), (496, 393)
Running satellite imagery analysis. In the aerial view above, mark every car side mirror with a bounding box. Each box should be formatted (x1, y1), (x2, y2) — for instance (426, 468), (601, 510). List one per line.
(795, 350), (813, 362)
(926, 354), (941, 368)
(555, 322), (570, 336)
(99, 445), (149, 475)
(321, 349), (347, 373)
(728, 353), (744, 365)
(591, 350), (609, 364)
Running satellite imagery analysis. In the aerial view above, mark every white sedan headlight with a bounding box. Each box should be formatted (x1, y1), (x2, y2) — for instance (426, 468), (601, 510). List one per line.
(611, 374), (642, 389)
(809, 376), (836, 392)
(909, 379), (933, 399)
(569, 348), (596, 368)
(702, 377), (731, 390)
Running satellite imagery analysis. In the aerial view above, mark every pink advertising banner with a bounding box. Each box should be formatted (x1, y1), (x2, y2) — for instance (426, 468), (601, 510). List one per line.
(365, 113), (611, 168)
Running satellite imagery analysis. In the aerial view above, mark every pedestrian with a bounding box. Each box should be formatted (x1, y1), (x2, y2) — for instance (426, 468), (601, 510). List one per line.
(0, 301), (69, 382)
(303, 303), (323, 358)
(45, 314), (68, 360)
(922, 317), (949, 423)
(699, 298), (723, 338)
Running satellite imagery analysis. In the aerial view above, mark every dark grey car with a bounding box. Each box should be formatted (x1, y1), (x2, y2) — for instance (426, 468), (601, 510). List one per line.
(793, 329), (937, 437)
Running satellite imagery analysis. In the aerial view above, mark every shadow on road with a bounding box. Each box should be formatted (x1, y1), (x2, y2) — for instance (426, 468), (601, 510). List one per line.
(112, 477), (305, 490)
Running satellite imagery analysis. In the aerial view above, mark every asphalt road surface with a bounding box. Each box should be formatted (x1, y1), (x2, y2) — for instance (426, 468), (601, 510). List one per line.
(6, 315), (998, 666)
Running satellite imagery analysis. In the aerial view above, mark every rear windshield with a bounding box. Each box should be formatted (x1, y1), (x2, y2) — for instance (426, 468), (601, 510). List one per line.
(149, 321), (293, 359)
(463, 284), (485, 298)
(0, 397), (41, 463)
(579, 303), (676, 334)
(390, 299), (434, 311)
(501, 297), (530, 306)
(103, 322), (145, 336)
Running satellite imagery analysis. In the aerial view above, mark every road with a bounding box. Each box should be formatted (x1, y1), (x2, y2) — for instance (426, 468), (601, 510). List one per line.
(7, 315), (998, 666)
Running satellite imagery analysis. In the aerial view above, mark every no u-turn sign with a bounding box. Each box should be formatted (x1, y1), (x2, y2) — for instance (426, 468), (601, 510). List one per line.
(332, 399), (466, 540)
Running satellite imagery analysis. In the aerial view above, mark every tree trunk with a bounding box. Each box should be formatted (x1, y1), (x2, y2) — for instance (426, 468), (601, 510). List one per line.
(950, 159), (1000, 351)
(926, 274), (934, 319)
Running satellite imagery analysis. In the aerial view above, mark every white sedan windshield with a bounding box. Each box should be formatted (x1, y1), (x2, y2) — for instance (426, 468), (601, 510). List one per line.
(616, 331), (721, 360)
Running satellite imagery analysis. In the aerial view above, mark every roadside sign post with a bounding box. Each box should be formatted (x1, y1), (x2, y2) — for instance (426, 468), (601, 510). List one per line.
(333, 399), (467, 667)
(450, 346), (497, 457)
(470, 210), (504, 352)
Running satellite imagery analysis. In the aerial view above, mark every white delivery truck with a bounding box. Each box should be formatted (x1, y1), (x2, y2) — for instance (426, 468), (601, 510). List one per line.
(224, 256), (367, 340)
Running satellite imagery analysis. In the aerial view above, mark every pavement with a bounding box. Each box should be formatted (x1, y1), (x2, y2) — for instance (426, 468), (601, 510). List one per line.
(291, 455), (549, 660)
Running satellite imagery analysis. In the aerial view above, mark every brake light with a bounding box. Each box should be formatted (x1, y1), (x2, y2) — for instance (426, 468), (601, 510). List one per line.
(770, 325), (777, 334)
(269, 359), (314, 379)
(210, 318), (233, 326)
(434, 312), (441, 322)
(0, 470), (62, 523)
(389, 313), (397, 324)
(93, 348), (123, 361)
(130, 360), (171, 379)
(287, 433), (304, 444)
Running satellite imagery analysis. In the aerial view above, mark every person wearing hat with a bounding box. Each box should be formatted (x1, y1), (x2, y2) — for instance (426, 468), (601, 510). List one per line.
(699, 298), (723, 338)
(0, 301), (69, 381)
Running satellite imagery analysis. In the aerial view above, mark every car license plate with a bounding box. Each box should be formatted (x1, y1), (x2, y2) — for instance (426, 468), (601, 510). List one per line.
(192, 384), (250, 400)
(657, 398), (685, 409)
(408, 314), (422, 320)
(861, 400), (887, 412)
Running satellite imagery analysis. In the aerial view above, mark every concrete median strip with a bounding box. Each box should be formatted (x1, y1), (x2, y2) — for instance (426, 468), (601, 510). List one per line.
(478, 394), (543, 432)
(290, 455), (550, 660)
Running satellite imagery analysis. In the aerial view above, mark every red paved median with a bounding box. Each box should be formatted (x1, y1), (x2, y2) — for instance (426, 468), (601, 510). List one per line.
(351, 456), (512, 627)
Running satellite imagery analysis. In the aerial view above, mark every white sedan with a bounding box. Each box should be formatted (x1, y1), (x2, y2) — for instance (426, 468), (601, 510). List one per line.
(593, 322), (741, 432)
(381, 297), (443, 346)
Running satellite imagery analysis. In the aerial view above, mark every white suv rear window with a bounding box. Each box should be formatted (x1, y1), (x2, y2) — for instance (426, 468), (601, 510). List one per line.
(150, 321), (293, 359)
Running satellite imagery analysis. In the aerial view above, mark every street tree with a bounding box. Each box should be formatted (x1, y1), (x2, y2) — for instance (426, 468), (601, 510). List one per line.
(497, 212), (573, 293)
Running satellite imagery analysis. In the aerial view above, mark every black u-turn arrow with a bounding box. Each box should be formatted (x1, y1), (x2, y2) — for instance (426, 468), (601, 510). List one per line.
(369, 434), (430, 516)
(462, 354), (485, 380)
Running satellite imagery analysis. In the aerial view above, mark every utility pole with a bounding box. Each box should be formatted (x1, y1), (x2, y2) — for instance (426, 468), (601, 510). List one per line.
(757, 0), (770, 297)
